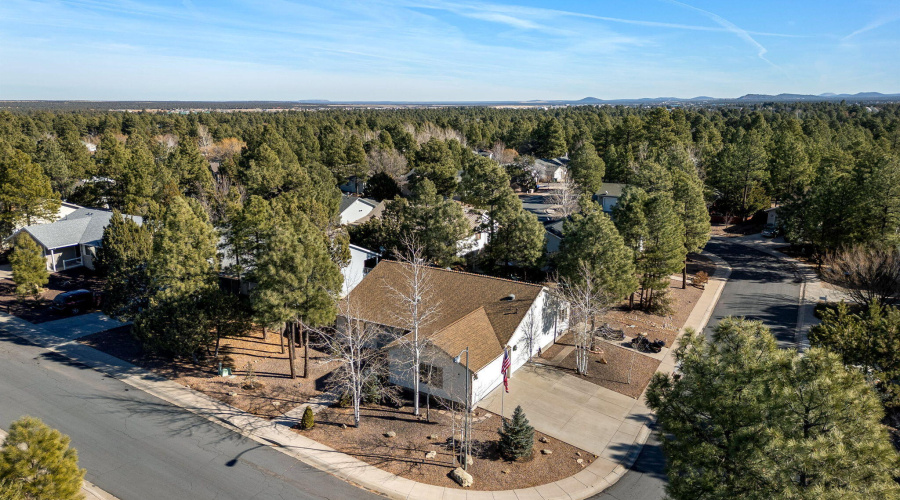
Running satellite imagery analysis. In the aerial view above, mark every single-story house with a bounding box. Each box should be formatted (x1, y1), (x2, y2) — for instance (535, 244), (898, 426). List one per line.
(11, 208), (142, 272)
(339, 176), (366, 195)
(534, 158), (569, 183)
(593, 183), (626, 213)
(339, 195), (384, 225)
(342, 261), (569, 406)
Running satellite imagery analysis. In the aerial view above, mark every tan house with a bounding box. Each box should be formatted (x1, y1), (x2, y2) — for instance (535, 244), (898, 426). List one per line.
(341, 261), (568, 406)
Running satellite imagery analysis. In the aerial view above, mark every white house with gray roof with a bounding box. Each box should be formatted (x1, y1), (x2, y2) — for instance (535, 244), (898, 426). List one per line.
(12, 208), (142, 272)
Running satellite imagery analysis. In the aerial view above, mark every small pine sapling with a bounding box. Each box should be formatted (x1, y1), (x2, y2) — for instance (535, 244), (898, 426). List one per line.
(300, 406), (315, 430)
(498, 405), (534, 461)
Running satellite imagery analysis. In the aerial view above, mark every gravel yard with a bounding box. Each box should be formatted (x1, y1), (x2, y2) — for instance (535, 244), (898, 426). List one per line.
(541, 339), (661, 399)
(80, 327), (338, 419)
(0, 268), (104, 323)
(298, 403), (591, 490)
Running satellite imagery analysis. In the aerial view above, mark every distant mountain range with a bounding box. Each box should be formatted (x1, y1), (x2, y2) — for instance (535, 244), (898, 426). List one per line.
(3, 92), (900, 112)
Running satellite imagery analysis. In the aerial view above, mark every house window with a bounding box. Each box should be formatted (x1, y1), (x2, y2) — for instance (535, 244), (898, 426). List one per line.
(419, 364), (443, 390)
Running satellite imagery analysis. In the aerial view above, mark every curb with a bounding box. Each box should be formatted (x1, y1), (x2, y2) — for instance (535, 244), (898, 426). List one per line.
(0, 252), (733, 500)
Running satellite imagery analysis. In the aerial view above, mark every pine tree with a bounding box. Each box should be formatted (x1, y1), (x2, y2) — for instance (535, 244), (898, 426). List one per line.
(647, 318), (900, 500)
(9, 233), (48, 300)
(135, 196), (219, 358)
(0, 146), (61, 236)
(95, 211), (152, 319)
(300, 406), (315, 430)
(567, 139), (605, 194)
(0, 416), (85, 500)
(638, 192), (685, 309)
(412, 138), (458, 196)
(558, 202), (638, 304)
(535, 118), (567, 158)
(498, 405), (534, 461)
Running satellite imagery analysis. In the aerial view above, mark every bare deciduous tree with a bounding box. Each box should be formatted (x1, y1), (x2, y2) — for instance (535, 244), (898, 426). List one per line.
(315, 297), (388, 427)
(557, 261), (610, 375)
(383, 238), (441, 416)
(490, 141), (518, 165)
(366, 148), (409, 180)
(823, 246), (900, 307)
(548, 178), (581, 219)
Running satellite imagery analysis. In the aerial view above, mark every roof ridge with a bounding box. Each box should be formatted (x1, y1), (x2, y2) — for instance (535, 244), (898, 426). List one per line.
(433, 305), (492, 337)
(378, 260), (544, 289)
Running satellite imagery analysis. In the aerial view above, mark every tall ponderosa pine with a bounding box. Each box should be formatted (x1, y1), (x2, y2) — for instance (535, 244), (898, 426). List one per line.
(135, 196), (219, 358)
(637, 192), (685, 309)
(647, 318), (900, 500)
(0, 417), (85, 500)
(498, 405), (534, 461)
(558, 201), (637, 304)
(252, 212), (342, 377)
(95, 210), (153, 320)
(567, 139), (605, 194)
(9, 233), (49, 300)
(534, 118), (567, 158)
(0, 147), (61, 236)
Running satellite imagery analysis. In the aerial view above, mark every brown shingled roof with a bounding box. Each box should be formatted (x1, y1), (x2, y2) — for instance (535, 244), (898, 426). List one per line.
(344, 260), (544, 372)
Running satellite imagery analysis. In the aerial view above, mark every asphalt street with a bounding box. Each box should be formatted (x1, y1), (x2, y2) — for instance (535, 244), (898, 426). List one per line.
(0, 333), (382, 500)
(591, 236), (803, 500)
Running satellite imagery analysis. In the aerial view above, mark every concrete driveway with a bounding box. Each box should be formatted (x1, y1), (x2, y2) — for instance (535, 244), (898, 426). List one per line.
(40, 312), (130, 340)
(478, 363), (650, 459)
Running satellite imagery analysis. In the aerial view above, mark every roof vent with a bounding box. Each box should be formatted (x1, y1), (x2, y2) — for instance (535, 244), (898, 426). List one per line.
(505, 294), (516, 301)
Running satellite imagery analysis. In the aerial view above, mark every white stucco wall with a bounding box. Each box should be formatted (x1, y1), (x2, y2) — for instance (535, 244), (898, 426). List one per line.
(387, 288), (569, 407)
(341, 245), (379, 297)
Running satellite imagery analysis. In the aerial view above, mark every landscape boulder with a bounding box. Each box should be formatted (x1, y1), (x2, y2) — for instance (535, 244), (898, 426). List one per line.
(541, 449), (552, 455)
(384, 431), (397, 438)
(425, 451), (437, 459)
(450, 467), (473, 488)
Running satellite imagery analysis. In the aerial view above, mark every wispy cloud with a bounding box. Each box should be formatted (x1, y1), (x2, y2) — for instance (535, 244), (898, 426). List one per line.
(664, 0), (775, 66)
(844, 13), (900, 40)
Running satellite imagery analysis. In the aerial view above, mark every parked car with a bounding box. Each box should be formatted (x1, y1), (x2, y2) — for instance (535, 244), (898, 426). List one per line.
(761, 223), (779, 238)
(51, 289), (97, 315)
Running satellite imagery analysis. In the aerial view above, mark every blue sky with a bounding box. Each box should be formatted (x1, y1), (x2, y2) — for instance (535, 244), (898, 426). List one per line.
(1, 0), (898, 101)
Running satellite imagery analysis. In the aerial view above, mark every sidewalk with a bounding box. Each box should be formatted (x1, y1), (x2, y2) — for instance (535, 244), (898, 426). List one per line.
(0, 252), (731, 500)
(0, 428), (119, 500)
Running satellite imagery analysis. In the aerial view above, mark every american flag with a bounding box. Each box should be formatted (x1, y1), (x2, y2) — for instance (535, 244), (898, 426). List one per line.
(501, 348), (511, 393)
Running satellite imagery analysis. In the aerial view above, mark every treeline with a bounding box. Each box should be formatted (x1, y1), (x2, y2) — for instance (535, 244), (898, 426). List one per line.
(1, 102), (898, 357)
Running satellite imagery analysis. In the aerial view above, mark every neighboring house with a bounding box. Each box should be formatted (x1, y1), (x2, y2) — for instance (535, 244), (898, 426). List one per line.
(457, 205), (491, 256)
(9, 202), (83, 235)
(341, 244), (381, 297)
(342, 261), (568, 406)
(218, 240), (379, 298)
(339, 195), (384, 225)
(544, 219), (565, 255)
(533, 158), (569, 183)
(10, 208), (142, 272)
(339, 176), (366, 195)
(765, 207), (779, 226)
(593, 183), (626, 213)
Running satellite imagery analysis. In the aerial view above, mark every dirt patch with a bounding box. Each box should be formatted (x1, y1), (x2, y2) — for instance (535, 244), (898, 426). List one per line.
(601, 256), (711, 347)
(541, 339), (661, 399)
(298, 403), (590, 490)
(0, 268), (104, 323)
(79, 327), (338, 419)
